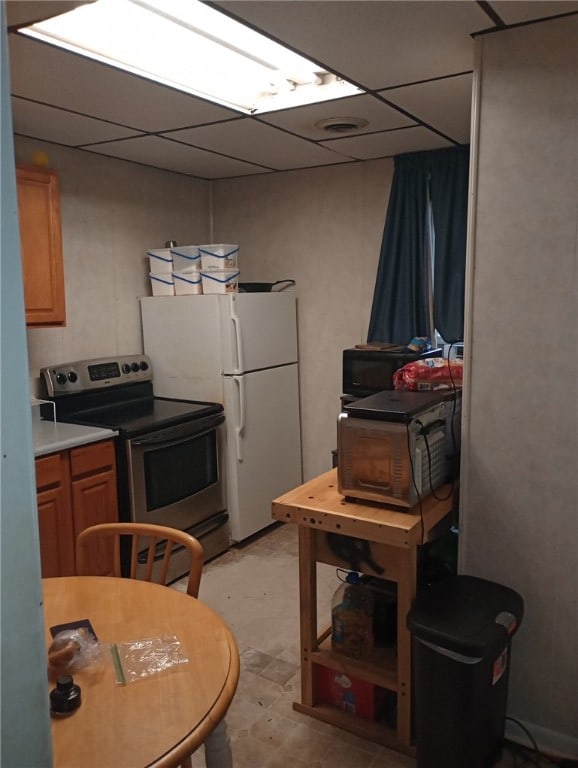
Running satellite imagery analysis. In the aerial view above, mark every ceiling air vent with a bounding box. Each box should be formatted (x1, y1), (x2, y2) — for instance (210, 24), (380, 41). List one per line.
(315, 117), (369, 134)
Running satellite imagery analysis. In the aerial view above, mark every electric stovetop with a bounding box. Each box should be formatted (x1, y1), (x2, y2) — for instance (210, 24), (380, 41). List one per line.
(56, 396), (224, 437)
(40, 354), (223, 437)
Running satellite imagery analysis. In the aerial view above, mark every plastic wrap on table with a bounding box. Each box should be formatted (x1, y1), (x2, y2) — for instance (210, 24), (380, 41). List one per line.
(110, 635), (188, 685)
(47, 628), (107, 680)
(393, 357), (463, 391)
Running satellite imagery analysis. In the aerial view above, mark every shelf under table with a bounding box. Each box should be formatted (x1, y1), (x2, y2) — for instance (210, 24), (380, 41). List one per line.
(312, 634), (398, 690)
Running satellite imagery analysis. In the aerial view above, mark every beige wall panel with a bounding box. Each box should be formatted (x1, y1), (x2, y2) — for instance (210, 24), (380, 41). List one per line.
(461, 16), (578, 753)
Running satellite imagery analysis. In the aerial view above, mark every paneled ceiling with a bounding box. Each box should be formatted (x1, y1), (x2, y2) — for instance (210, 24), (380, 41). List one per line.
(7, 1), (578, 180)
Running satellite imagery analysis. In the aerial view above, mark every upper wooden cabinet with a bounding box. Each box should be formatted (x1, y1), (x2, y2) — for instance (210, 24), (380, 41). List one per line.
(16, 164), (66, 326)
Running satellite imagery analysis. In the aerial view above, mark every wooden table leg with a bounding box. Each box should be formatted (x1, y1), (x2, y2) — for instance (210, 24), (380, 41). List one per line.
(298, 526), (317, 707)
(204, 720), (232, 768)
(396, 546), (417, 747)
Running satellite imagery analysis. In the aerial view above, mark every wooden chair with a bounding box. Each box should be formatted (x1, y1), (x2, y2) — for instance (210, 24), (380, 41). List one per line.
(75, 522), (204, 598)
(75, 523), (232, 768)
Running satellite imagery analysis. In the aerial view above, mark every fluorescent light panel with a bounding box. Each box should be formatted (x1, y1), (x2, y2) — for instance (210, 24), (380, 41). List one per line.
(21, 0), (362, 113)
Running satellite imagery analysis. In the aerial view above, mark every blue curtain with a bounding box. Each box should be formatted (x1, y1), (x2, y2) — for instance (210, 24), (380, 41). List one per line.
(429, 146), (470, 342)
(367, 145), (470, 345)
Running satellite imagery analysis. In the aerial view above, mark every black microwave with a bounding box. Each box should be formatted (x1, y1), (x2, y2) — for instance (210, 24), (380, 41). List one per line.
(342, 347), (442, 397)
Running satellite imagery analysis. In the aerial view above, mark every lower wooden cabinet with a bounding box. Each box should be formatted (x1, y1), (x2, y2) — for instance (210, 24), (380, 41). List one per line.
(35, 439), (118, 578)
(36, 452), (74, 578)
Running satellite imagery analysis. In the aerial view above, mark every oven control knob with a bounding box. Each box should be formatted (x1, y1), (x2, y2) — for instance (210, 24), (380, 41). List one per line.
(55, 373), (67, 386)
(131, 362), (140, 372)
(139, 361), (149, 371)
(122, 363), (131, 374)
(67, 372), (78, 383)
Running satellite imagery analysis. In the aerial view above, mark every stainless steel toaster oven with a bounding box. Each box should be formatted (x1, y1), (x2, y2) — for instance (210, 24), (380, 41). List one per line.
(337, 390), (451, 508)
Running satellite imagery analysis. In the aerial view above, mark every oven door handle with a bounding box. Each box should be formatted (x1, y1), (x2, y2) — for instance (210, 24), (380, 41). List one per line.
(129, 416), (224, 448)
(233, 375), (245, 462)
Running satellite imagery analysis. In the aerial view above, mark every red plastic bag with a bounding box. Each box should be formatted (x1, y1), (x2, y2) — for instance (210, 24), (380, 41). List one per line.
(393, 357), (463, 391)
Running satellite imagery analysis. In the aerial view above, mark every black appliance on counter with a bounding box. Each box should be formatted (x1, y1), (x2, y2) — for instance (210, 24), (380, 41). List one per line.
(342, 346), (443, 404)
(40, 355), (229, 581)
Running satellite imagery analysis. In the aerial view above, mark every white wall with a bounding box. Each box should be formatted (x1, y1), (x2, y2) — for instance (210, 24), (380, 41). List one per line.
(14, 136), (211, 394)
(213, 160), (392, 479)
(460, 16), (578, 755)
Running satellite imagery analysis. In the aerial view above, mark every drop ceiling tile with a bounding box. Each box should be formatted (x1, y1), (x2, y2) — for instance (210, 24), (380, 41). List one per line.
(321, 126), (452, 161)
(216, 1), (489, 90)
(380, 73), (473, 144)
(491, 1), (578, 24)
(83, 135), (271, 179)
(258, 93), (414, 140)
(162, 120), (353, 170)
(9, 33), (239, 133)
(8, 2), (514, 179)
(11, 97), (143, 146)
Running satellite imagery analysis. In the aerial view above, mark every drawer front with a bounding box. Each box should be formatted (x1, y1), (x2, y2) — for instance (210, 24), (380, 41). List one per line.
(70, 440), (115, 478)
(35, 453), (63, 490)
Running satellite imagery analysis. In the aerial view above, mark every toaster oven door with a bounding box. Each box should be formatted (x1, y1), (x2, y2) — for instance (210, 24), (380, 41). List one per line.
(337, 414), (413, 507)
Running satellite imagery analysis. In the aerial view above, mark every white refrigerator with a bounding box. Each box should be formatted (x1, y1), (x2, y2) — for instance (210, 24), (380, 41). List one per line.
(140, 292), (303, 542)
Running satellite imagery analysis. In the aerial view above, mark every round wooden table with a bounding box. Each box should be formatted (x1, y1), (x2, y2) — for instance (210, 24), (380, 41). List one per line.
(43, 577), (239, 768)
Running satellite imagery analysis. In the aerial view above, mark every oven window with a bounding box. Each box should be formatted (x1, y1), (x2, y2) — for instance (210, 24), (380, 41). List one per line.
(144, 430), (218, 511)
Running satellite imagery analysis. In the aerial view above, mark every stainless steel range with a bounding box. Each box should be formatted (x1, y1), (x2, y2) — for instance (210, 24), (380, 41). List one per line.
(40, 355), (230, 581)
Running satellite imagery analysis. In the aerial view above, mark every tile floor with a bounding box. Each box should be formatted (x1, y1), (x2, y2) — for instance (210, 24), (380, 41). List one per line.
(173, 522), (515, 768)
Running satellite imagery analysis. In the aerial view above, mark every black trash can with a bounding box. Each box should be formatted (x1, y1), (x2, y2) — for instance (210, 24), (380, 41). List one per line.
(407, 575), (524, 768)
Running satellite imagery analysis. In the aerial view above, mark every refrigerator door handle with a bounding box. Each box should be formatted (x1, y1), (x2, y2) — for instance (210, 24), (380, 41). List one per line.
(231, 302), (244, 374)
(233, 375), (245, 462)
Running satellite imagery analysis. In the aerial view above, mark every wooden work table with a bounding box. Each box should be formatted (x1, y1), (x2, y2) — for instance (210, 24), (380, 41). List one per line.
(272, 468), (455, 754)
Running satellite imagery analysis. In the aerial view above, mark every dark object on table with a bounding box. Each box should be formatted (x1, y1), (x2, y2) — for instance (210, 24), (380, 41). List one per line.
(50, 675), (82, 716)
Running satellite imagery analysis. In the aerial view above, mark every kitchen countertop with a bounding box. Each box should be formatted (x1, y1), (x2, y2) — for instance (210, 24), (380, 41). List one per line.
(33, 420), (118, 457)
